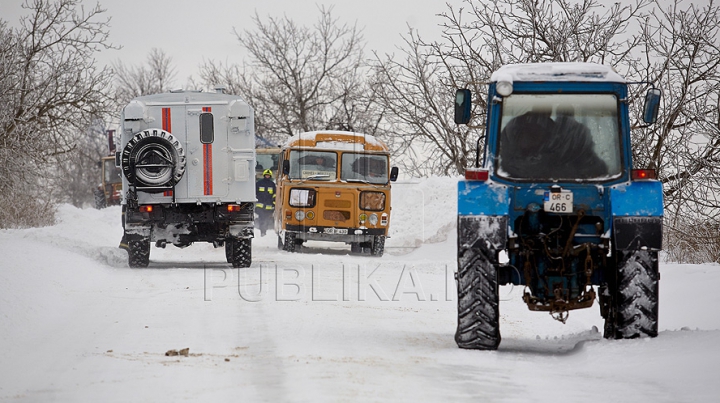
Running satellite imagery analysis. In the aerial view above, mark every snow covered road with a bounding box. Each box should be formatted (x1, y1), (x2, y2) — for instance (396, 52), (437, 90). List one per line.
(1, 178), (719, 402)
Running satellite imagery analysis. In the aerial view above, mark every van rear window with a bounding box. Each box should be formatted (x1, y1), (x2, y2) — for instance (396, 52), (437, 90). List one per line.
(200, 113), (214, 144)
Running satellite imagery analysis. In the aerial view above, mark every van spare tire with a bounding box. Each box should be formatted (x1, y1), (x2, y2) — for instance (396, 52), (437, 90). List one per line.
(121, 129), (186, 191)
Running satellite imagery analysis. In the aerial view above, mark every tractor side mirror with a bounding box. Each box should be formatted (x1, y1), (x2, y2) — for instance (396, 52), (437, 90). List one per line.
(643, 88), (662, 124)
(390, 166), (399, 182)
(454, 89), (472, 125)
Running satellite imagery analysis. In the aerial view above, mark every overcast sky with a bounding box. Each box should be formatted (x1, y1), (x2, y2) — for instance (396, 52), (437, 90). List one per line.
(3, 0), (459, 85)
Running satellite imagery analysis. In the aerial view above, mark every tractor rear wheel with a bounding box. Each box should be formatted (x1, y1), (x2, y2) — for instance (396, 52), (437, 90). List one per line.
(455, 242), (501, 350)
(604, 250), (659, 339)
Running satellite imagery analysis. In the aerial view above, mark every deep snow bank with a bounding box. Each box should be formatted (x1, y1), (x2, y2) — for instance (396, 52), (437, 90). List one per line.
(3, 203), (128, 267)
(387, 176), (459, 249)
(1, 176), (720, 403)
(0, 176), (462, 267)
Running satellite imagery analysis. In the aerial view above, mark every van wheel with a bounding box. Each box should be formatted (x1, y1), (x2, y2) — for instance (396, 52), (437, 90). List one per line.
(370, 236), (385, 257)
(229, 238), (252, 268)
(127, 236), (150, 268)
(283, 232), (297, 252)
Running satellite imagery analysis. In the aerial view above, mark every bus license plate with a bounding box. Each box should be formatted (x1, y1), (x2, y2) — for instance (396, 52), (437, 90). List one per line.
(544, 191), (573, 213)
(324, 227), (348, 235)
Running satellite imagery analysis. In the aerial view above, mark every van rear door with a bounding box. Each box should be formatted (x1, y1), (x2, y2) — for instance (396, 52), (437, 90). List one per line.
(186, 106), (229, 199)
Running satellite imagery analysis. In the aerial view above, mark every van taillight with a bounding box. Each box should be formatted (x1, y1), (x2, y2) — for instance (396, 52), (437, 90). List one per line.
(631, 169), (656, 180)
(227, 204), (241, 212)
(139, 205), (153, 213)
(465, 168), (489, 181)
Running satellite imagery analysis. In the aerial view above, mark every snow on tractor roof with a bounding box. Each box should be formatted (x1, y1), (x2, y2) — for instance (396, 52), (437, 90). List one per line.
(490, 62), (626, 84)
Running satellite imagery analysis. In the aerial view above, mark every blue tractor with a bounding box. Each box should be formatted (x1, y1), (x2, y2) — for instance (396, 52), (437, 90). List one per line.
(454, 63), (663, 350)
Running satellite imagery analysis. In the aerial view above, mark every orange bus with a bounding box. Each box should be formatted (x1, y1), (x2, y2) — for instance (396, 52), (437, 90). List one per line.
(274, 131), (398, 256)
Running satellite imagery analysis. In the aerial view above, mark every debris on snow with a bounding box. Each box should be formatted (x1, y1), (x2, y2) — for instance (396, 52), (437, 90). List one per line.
(165, 348), (190, 357)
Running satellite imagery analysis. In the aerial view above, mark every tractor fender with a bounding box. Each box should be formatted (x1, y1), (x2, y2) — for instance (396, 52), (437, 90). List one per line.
(610, 181), (663, 250)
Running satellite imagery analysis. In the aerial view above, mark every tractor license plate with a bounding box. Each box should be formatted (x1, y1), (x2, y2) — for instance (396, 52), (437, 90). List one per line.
(324, 227), (348, 235)
(544, 190), (573, 213)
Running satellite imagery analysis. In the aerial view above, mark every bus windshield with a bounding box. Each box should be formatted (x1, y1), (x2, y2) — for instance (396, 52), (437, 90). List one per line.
(497, 94), (622, 181)
(340, 153), (389, 184)
(288, 150), (337, 180)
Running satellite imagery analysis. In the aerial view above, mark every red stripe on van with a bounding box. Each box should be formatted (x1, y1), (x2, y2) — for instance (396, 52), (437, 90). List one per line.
(162, 108), (171, 132)
(202, 106), (213, 195)
(203, 143), (213, 195)
(162, 108), (172, 197)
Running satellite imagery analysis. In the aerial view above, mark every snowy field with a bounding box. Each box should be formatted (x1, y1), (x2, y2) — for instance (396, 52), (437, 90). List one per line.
(1, 176), (719, 402)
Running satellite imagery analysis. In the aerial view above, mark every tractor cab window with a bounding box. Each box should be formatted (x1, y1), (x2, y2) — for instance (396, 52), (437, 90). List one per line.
(497, 94), (622, 181)
(288, 150), (337, 180)
(104, 159), (122, 184)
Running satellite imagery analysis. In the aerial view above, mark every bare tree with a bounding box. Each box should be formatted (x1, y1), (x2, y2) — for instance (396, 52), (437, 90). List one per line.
(196, 60), (244, 97)
(198, 6), (375, 145)
(54, 119), (111, 208)
(373, 0), (720, 262)
(373, 0), (650, 176)
(441, 0), (649, 66)
(371, 30), (477, 176)
(113, 48), (177, 107)
(629, 0), (720, 262)
(0, 0), (115, 228)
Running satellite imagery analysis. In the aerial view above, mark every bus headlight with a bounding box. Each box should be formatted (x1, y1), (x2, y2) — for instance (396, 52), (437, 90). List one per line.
(369, 213), (378, 225)
(295, 210), (305, 221)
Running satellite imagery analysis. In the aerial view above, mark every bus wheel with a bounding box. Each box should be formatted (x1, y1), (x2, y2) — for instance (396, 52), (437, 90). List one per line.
(225, 239), (234, 263)
(283, 232), (297, 253)
(370, 235), (385, 257)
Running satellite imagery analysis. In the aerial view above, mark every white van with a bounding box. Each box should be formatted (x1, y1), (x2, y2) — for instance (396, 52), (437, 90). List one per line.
(117, 91), (256, 268)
